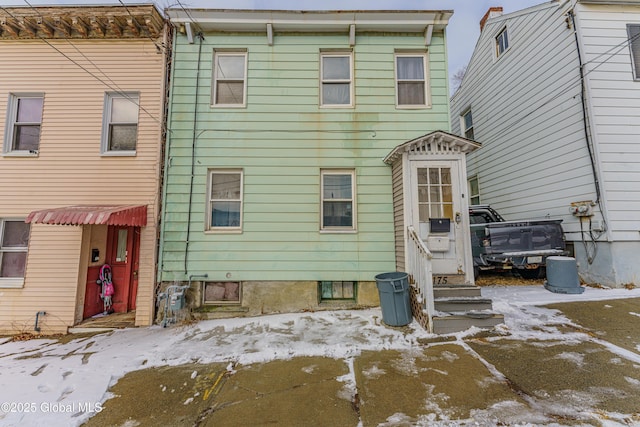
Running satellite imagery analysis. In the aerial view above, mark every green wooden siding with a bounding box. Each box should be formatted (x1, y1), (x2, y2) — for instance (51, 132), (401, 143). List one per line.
(159, 30), (451, 282)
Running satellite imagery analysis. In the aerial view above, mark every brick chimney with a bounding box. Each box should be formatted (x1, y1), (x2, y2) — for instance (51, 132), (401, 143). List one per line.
(480, 7), (503, 31)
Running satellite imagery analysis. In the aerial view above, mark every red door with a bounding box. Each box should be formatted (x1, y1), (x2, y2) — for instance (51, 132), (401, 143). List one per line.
(83, 265), (103, 319)
(83, 226), (141, 318)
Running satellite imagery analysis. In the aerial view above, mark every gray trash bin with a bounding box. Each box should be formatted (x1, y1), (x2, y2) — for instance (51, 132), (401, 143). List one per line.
(544, 256), (584, 294)
(374, 272), (412, 326)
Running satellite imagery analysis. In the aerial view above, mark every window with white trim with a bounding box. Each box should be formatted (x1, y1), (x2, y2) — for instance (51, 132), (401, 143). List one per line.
(627, 24), (640, 80)
(3, 94), (43, 154)
(208, 170), (243, 231)
(101, 92), (139, 154)
(461, 109), (474, 140)
(395, 52), (428, 107)
(495, 27), (509, 58)
(468, 176), (480, 206)
(321, 170), (356, 231)
(212, 51), (247, 107)
(320, 52), (353, 107)
(0, 219), (30, 285)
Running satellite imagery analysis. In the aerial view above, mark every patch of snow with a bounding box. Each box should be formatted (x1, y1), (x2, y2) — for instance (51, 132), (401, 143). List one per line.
(554, 351), (585, 366)
(0, 285), (639, 426)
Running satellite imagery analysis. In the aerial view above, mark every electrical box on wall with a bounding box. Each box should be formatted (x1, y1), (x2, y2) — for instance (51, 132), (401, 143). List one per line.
(569, 201), (593, 217)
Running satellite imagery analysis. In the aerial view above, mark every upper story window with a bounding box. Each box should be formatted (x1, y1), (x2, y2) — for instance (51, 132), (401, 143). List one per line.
(320, 52), (353, 107)
(321, 169), (356, 232)
(627, 24), (640, 80)
(212, 51), (247, 107)
(395, 53), (428, 107)
(461, 109), (474, 140)
(102, 92), (139, 155)
(495, 27), (509, 58)
(3, 94), (43, 155)
(208, 169), (243, 231)
(0, 219), (30, 288)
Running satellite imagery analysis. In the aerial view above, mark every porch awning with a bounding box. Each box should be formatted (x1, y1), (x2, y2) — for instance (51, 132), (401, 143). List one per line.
(26, 205), (147, 227)
(384, 130), (482, 164)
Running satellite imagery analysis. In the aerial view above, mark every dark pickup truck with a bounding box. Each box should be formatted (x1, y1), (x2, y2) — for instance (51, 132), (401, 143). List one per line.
(469, 205), (567, 279)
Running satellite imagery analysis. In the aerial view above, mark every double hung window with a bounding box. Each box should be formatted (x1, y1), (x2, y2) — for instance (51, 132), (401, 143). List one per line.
(208, 170), (243, 231)
(321, 170), (356, 231)
(0, 219), (30, 286)
(395, 53), (428, 107)
(495, 27), (509, 58)
(320, 52), (353, 107)
(102, 92), (139, 154)
(461, 109), (474, 140)
(213, 51), (247, 106)
(4, 94), (43, 154)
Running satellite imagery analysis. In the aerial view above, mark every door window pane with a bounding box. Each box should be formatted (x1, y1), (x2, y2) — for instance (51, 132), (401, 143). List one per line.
(417, 167), (454, 222)
(116, 229), (127, 262)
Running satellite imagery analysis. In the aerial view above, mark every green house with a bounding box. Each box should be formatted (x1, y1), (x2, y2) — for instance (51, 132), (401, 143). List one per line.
(160, 9), (469, 319)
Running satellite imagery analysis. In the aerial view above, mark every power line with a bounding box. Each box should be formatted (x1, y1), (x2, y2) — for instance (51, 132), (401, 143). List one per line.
(117, 0), (166, 53)
(0, 5), (163, 127)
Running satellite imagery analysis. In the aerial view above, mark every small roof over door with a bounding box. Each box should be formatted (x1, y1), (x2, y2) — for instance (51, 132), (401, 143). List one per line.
(26, 205), (147, 227)
(384, 130), (481, 164)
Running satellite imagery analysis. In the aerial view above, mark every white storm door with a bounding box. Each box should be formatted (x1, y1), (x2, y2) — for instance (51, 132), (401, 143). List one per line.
(410, 162), (465, 276)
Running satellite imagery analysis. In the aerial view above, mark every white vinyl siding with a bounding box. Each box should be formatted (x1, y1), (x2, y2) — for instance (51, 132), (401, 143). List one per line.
(576, 5), (640, 240)
(212, 51), (247, 107)
(450, 2), (593, 233)
(320, 51), (353, 107)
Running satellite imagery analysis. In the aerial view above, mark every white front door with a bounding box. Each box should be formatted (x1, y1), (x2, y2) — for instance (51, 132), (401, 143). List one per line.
(410, 162), (465, 278)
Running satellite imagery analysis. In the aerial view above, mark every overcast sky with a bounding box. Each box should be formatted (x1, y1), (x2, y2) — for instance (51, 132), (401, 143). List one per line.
(3, 0), (546, 85)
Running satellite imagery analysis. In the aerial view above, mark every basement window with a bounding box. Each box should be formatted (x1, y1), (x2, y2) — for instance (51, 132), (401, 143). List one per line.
(203, 282), (241, 304)
(319, 281), (357, 302)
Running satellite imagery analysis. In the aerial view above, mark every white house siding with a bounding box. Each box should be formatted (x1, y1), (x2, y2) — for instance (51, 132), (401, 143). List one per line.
(0, 35), (164, 332)
(576, 2), (640, 241)
(452, 2), (597, 237)
(451, 1), (640, 286)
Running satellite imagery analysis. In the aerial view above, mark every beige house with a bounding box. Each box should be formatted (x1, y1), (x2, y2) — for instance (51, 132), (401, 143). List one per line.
(0, 5), (167, 334)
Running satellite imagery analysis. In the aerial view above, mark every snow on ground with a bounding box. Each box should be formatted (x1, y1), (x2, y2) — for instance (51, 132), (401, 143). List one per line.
(1, 285), (639, 426)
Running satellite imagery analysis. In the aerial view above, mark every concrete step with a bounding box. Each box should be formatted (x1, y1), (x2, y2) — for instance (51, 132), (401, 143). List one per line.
(433, 286), (482, 299)
(432, 313), (505, 335)
(434, 298), (493, 312)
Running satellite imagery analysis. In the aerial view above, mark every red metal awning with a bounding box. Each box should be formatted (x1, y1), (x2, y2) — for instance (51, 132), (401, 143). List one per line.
(26, 205), (147, 227)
